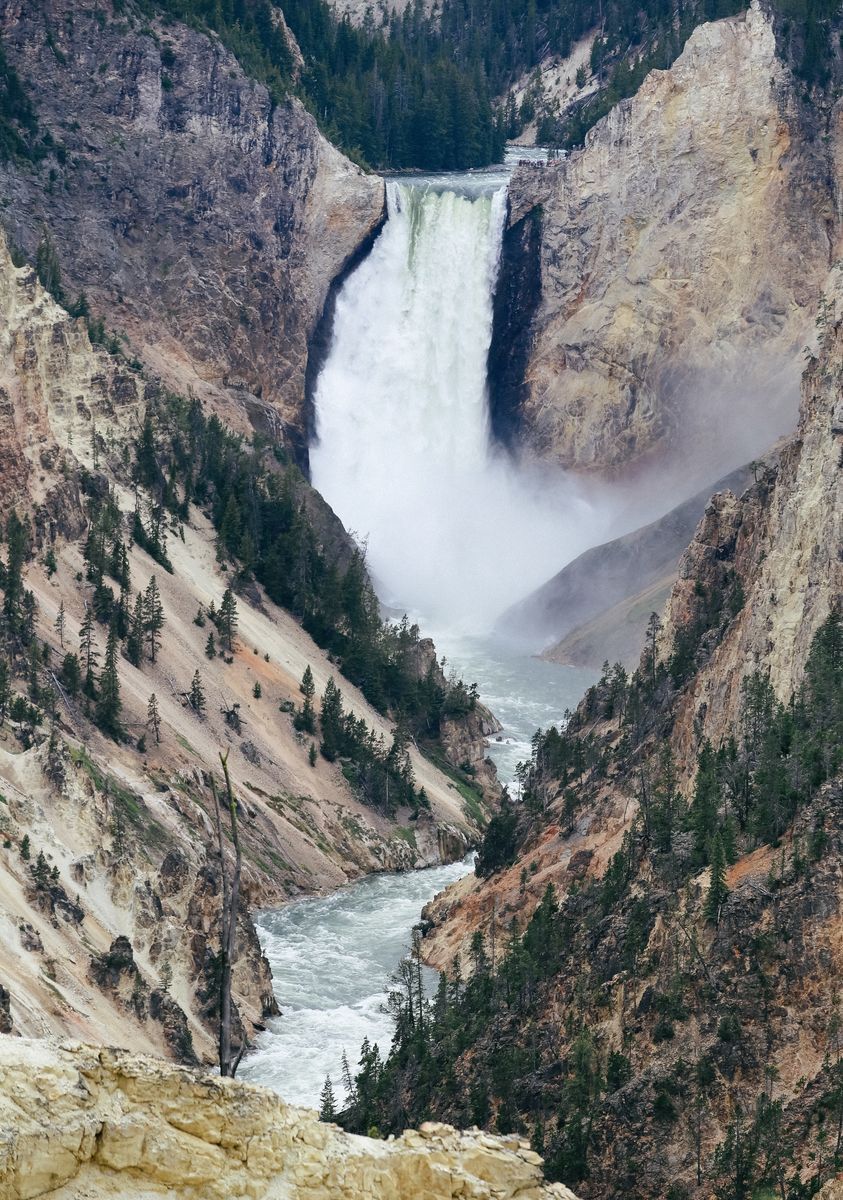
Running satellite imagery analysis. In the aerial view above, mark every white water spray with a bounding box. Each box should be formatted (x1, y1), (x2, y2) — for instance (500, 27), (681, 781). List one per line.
(310, 180), (605, 633)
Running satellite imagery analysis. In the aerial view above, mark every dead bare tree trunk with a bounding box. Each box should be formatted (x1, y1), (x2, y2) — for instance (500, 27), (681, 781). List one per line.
(210, 750), (244, 1078)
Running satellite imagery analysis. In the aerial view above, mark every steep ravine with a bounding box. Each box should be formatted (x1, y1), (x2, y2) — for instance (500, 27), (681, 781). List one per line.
(0, 233), (492, 1065)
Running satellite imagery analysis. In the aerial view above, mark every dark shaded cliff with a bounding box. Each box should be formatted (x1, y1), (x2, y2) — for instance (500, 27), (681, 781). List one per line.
(0, 0), (383, 457)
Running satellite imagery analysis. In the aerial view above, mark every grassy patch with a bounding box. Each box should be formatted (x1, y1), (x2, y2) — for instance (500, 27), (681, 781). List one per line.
(341, 812), (367, 841)
(266, 848), (293, 873)
(421, 746), (487, 828)
(70, 746), (167, 850)
(393, 826), (417, 849)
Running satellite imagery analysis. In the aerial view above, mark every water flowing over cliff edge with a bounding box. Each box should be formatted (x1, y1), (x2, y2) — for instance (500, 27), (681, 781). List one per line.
(310, 175), (617, 632)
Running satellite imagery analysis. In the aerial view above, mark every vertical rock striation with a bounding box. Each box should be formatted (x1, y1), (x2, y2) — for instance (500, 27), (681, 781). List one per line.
(0, 0), (384, 455)
(496, 3), (839, 481)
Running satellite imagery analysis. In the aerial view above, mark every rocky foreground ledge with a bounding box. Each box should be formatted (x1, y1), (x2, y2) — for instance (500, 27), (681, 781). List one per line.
(0, 1038), (577, 1200)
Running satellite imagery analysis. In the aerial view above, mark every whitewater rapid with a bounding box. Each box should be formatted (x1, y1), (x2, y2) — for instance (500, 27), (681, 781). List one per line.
(309, 177), (604, 633)
(239, 856), (472, 1107)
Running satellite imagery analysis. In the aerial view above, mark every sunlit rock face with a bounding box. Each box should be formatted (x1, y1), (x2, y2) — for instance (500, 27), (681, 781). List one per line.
(497, 3), (839, 483)
(0, 1038), (579, 1200)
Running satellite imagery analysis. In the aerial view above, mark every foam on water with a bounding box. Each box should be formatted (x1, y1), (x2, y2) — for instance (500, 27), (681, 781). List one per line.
(309, 176), (611, 634)
(240, 857), (471, 1107)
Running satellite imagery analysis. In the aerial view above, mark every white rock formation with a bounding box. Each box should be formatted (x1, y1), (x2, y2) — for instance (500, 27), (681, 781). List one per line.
(0, 1038), (578, 1200)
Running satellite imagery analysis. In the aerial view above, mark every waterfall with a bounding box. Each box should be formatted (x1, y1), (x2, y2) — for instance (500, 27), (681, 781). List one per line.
(310, 179), (599, 633)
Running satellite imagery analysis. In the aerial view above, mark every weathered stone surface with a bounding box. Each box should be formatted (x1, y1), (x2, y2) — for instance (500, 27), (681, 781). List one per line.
(0, 232), (486, 1065)
(0, 0), (384, 456)
(660, 306), (843, 767)
(498, 3), (838, 479)
(0, 1038), (579, 1200)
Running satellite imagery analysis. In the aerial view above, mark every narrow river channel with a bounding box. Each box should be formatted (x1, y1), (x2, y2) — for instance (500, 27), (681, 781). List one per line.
(239, 856), (472, 1106)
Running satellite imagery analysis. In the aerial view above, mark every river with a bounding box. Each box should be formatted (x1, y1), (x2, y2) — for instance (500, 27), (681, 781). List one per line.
(242, 152), (602, 1106)
(238, 856), (473, 1106)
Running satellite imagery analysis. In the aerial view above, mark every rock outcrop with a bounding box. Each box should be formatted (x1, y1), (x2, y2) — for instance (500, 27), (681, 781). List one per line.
(407, 639), (502, 802)
(0, 1038), (578, 1200)
(0, 0), (384, 457)
(493, 3), (838, 481)
(659, 304), (843, 769)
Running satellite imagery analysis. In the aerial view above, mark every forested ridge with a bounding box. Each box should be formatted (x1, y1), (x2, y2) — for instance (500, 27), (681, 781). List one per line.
(0, 380), (486, 820)
(146, 0), (843, 162)
(2, 0), (841, 171)
(332, 598), (843, 1198)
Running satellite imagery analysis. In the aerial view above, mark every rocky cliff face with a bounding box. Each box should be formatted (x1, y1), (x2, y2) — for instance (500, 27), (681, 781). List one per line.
(416, 293), (841, 1198)
(659, 303), (843, 772)
(0, 1038), (578, 1200)
(494, 3), (839, 482)
(0, 0), (384, 458)
(427, 285), (841, 970)
(0, 231), (483, 1064)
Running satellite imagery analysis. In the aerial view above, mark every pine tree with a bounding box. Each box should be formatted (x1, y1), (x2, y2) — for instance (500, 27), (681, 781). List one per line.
(21, 590), (37, 646)
(309, 742), (317, 768)
(135, 408), (158, 488)
(300, 665), (315, 700)
(319, 677), (344, 761)
(54, 599), (66, 648)
(188, 670), (206, 716)
(295, 665), (317, 733)
(319, 1075), (337, 1122)
(32, 849), (50, 888)
(144, 575), (165, 663)
(341, 1050), (355, 1103)
(205, 631), (217, 659)
(35, 230), (62, 301)
(0, 658), (10, 724)
(60, 652), (80, 696)
(219, 494), (242, 559)
(2, 512), (29, 633)
(147, 692), (161, 744)
(704, 832), (729, 925)
(127, 593), (145, 667)
(79, 605), (98, 698)
(253, 681), (262, 699)
(95, 622), (123, 739)
(110, 536), (130, 590)
(219, 588), (238, 653)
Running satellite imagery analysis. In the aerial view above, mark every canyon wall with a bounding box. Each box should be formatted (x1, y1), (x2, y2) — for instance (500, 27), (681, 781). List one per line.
(417, 303), (841, 1199)
(493, 3), (840, 484)
(0, 0), (384, 457)
(658, 299), (843, 770)
(0, 233), (484, 1062)
(427, 283), (842, 971)
(0, 1038), (578, 1200)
